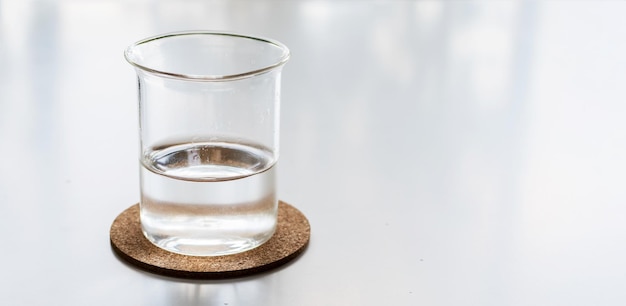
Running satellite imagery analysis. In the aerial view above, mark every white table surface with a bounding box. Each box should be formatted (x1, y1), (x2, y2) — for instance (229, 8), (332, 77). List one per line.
(1, 0), (626, 305)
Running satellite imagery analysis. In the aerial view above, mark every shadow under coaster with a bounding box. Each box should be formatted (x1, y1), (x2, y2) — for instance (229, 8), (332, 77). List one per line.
(110, 201), (310, 279)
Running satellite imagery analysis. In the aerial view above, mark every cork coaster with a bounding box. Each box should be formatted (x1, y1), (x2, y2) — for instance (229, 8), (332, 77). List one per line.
(110, 201), (310, 279)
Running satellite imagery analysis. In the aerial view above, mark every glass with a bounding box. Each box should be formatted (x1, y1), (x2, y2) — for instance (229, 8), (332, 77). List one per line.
(124, 31), (290, 256)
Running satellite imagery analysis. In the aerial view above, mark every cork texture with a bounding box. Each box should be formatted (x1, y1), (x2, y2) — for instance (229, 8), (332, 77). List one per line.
(110, 201), (310, 279)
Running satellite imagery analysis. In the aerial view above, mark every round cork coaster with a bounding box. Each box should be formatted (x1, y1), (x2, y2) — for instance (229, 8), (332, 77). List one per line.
(110, 201), (310, 279)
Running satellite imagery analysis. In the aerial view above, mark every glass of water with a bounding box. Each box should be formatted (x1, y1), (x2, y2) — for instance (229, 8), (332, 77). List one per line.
(124, 31), (289, 256)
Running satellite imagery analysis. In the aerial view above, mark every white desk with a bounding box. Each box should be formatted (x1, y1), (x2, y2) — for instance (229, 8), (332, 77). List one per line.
(1, 1), (625, 305)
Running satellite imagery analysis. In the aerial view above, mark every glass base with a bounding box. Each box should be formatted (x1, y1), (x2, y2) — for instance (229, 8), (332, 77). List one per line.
(143, 231), (274, 257)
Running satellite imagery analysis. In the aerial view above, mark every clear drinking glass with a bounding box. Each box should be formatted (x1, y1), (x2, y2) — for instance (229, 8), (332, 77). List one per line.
(124, 31), (289, 256)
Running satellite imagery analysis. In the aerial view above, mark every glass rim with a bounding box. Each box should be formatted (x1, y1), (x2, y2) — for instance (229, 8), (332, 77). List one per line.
(124, 30), (290, 81)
